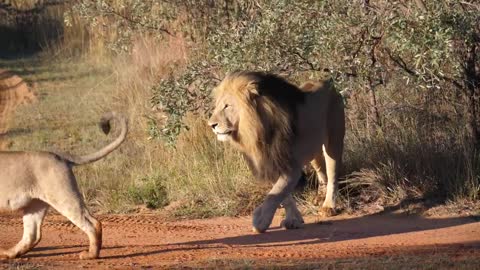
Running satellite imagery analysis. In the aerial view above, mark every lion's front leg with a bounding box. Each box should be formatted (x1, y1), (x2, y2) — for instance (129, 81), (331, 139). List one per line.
(280, 195), (304, 230)
(252, 169), (302, 233)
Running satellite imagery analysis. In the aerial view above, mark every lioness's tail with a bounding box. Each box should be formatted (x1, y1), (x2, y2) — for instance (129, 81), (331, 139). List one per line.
(65, 112), (128, 166)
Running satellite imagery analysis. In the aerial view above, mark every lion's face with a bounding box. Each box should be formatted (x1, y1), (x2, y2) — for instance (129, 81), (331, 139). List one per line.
(208, 93), (240, 142)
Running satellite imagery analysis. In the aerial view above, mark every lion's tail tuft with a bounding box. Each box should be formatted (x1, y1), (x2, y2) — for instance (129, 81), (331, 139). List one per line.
(63, 112), (128, 166)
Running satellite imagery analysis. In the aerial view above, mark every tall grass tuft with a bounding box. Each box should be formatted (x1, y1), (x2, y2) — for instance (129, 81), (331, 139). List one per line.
(339, 110), (480, 212)
(153, 116), (262, 217)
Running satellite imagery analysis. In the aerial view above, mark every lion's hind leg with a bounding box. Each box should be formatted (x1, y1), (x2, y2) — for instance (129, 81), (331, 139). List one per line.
(48, 195), (102, 260)
(321, 147), (339, 217)
(320, 122), (345, 217)
(1, 200), (48, 259)
(310, 153), (328, 206)
(44, 171), (102, 260)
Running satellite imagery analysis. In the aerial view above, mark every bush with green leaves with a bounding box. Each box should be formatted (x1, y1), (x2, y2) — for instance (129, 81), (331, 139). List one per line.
(151, 0), (478, 138)
(126, 174), (169, 209)
(150, 62), (217, 143)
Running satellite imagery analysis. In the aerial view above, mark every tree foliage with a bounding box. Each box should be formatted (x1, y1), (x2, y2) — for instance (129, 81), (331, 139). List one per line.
(71, 0), (479, 148)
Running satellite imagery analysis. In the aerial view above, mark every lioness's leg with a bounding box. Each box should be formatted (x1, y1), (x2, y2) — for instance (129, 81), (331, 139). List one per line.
(321, 95), (345, 216)
(46, 180), (102, 260)
(280, 195), (304, 230)
(321, 135), (344, 217)
(311, 153), (328, 205)
(253, 168), (302, 233)
(1, 200), (48, 259)
(322, 150), (338, 216)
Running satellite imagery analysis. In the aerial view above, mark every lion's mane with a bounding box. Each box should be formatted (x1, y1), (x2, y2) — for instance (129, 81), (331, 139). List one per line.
(212, 71), (305, 181)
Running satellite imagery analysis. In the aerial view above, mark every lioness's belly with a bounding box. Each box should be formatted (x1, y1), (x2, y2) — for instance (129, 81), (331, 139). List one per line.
(0, 166), (35, 211)
(0, 194), (32, 211)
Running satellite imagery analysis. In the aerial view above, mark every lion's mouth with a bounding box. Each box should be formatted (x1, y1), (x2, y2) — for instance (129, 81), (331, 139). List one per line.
(215, 130), (233, 141)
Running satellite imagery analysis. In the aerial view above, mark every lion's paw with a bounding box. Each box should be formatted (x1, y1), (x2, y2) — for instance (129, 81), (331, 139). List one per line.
(280, 217), (304, 230)
(252, 205), (275, 233)
(319, 206), (337, 217)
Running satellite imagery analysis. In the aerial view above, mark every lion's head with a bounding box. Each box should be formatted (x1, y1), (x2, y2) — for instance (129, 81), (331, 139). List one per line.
(208, 71), (305, 181)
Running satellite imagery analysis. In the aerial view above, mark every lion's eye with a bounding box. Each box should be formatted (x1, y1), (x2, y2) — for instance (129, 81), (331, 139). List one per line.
(224, 104), (230, 110)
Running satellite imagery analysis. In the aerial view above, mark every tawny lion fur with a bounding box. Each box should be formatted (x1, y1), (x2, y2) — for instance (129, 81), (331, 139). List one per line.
(0, 69), (37, 150)
(0, 69), (36, 136)
(0, 112), (127, 260)
(208, 71), (345, 233)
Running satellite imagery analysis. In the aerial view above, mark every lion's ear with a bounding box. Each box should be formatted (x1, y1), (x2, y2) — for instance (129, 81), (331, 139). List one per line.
(246, 81), (260, 99)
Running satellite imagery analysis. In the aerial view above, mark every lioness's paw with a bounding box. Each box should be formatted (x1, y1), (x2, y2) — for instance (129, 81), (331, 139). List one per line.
(0, 249), (17, 260)
(252, 205), (275, 233)
(79, 250), (98, 260)
(319, 207), (337, 217)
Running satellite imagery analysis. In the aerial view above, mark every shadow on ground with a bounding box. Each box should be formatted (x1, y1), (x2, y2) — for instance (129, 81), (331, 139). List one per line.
(100, 211), (479, 259)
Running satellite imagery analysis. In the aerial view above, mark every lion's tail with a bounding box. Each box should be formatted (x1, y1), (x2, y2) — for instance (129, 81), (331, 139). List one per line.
(64, 112), (128, 166)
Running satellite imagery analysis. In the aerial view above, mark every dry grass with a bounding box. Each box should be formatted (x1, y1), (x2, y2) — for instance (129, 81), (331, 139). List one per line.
(158, 116), (263, 217)
(0, 30), (261, 216)
(0, 30), (189, 211)
(107, 34), (188, 134)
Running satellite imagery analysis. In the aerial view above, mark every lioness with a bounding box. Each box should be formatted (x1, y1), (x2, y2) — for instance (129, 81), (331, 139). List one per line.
(0, 69), (37, 136)
(208, 71), (345, 233)
(0, 112), (127, 259)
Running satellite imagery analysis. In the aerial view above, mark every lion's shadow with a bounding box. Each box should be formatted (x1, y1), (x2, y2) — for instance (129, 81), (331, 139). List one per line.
(177, 212), (480, 248)
(100, 211), (479, 260)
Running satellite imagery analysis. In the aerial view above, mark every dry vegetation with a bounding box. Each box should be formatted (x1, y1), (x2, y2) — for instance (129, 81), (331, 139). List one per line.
(0, 0), (478, 217)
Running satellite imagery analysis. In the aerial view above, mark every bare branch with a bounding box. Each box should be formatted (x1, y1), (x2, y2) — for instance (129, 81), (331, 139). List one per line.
(459, 1), (480, 11)
(291, 51), (321, 71)
(386, 48), (463, 90)
(413, 0), (427, 12)
(386, 49), (417, 76)
(103, 2), (175, 37)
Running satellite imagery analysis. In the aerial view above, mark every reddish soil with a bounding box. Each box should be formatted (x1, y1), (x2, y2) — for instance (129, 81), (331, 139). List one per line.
(0, 212), (479, 269)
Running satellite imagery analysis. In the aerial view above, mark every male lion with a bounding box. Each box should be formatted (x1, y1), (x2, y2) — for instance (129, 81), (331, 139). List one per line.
(0, 112), (127, 260)
(208, 71), (345, 233)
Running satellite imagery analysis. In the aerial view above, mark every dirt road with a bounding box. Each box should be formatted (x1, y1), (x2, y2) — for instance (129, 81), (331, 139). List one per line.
(1, 212), (479, 269)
